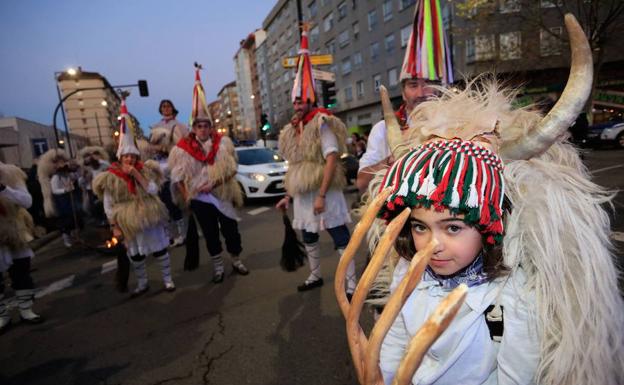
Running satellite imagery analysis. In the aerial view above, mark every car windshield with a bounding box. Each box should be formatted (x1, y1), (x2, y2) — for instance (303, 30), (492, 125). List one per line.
(237, 148), (283, 165)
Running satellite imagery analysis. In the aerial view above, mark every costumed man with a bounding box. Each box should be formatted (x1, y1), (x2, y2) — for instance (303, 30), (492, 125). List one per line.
(275, 23), (354, 296)
(356, 2), (453, 194)
(334, 12), (624, 385)
(93, 97), (175, 295)
(77, 146), (110, 225)
(0, 161), (43, 332)
(168, 65), (249, 283)
(38, 149), (81, 248)
(149, 99), (189, 247)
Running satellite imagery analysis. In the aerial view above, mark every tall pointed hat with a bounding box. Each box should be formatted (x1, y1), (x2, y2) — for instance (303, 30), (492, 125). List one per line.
(400, 0), (453, 84)
(116, 96), (141, 158)
(191, 63), (213, 126)
(291, 23), (317, 104)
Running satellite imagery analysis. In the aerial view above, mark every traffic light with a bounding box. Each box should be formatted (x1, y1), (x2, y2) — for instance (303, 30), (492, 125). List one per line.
(138, 80), (149, 97)
(260, 113), (271, 132)
(321, 81), (337, 108)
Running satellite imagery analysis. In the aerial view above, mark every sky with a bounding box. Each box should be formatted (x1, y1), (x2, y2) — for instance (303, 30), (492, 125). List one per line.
(0, 0), (276, 131)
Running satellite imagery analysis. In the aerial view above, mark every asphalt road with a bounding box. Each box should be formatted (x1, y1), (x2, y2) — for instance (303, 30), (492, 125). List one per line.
(1, 148), (622, 385)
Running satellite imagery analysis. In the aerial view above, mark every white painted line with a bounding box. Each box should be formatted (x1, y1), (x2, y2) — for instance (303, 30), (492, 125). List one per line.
(612, 232), (624, 242)
(591, 164), (624, 174)
(247, 206), (270, 216)
(35, 275), (75, 299)
(101, 259), (118, 274)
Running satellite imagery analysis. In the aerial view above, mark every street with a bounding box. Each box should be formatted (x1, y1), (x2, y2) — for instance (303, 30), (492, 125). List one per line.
(1, 148), (622, 385)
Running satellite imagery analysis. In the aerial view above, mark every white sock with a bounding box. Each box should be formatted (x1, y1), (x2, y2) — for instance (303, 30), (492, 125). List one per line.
(211, 253), (224, 274)
(155, 252), (173, 284)
(176, 219), (187, 240)
(304, 242), (322, 284)
(15, 289), (40, 320)
(130, 257), (148, 289)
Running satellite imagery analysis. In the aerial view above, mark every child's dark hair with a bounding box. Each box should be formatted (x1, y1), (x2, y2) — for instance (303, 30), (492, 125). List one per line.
(159, 99), (179, 116)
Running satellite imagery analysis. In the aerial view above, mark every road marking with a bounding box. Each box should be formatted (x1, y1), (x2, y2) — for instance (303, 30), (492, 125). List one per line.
(591, 164), (624, 174)
(613, 232), (624, 242)
(35, 275), (75, 299)
(247, 206), (270, 216)
(101, 259), (118, 274)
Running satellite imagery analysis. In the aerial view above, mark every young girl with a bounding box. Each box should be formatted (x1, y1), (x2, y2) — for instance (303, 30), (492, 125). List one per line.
(93, 99), (175, 295)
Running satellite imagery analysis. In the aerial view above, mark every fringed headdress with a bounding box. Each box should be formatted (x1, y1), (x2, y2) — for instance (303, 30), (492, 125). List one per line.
(116, 97), (141, 158)
(291, 23), (317, 104)
(191, 63), (213, 126)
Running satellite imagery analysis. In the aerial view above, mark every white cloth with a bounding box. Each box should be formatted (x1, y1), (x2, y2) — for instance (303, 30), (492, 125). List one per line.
(150, 118), (189, 141)
(358, 120), (391, 171)
(193, 192), (239, 221)
(0, 185), (34, 271)
(50, 173), (76, 194)
(380, 257), (540, 385)
(292, 123), (351, 233)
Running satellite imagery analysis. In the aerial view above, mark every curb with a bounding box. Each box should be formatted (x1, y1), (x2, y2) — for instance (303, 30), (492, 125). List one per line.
(29, 230), (61, 252)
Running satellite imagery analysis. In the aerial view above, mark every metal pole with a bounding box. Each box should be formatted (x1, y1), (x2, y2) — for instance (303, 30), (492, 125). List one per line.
(55, 79), (74, 158)
(95, 111), (103, 145)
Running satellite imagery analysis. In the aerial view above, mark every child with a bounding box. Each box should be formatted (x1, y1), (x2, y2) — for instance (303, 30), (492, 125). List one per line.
(93, 98), (175, 295)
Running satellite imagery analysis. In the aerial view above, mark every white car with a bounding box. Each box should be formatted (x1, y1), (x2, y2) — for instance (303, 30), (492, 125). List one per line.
(235, 147), (288, 199)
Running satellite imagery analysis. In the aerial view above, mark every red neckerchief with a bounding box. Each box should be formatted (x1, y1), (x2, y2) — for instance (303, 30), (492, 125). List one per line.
(176, 132), (222, 165)
(395, 103), (409, 131)
(107, 161), (144, 195)
(302, 107), (333, 125)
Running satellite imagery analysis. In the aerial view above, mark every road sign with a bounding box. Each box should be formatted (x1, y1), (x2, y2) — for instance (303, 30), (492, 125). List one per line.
(281, 54), (334, 68)
(312, 69), (336, 82)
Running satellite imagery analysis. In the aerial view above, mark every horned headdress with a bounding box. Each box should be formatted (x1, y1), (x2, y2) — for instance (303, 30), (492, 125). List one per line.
(336, 14), (624, 385)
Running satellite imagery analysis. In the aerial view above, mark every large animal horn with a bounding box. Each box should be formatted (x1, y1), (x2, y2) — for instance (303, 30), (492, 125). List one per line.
(381, 85), (404, 158)
(500, 14), (593, 160)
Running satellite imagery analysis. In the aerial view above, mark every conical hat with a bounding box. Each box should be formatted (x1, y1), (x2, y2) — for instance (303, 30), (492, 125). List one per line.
(291, 23), (317, 104)
(191, 65), (214, 126)
(116, 98), (140, 158)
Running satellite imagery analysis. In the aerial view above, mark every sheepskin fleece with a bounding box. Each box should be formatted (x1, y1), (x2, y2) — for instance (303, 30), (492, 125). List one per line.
(0, 163), (35, 250)
(37, 148), (69, 218)
(168, 135), (243, 208)
(278, 112), (347, 195)
(92, 160), (168, 240)
(77, 146), (110, 166)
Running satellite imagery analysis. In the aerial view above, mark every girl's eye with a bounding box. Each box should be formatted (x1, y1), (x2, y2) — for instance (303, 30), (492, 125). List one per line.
(411, 223), (427, 233)
(447, 224), (463, 234)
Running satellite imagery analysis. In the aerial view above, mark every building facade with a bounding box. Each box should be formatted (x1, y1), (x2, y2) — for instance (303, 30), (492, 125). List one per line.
(0, 117), (88, 169)
(235, 29), (267, 141)
(56, 69), (122, 152)
(217, 81), (243, 139)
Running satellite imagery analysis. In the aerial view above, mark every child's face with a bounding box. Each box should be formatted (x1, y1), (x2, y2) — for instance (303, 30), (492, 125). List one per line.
(409, 206), (483, 276)
(120, 154), (138, 166)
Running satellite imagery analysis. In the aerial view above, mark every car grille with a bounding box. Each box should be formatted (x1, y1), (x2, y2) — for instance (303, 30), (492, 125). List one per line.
(265, 180), (286, 194)
(268, 171), (287, 177)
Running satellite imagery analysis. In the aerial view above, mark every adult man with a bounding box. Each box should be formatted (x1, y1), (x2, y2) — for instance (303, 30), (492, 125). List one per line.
(275, 24), (355, 296)
(168, 67), (248, 283)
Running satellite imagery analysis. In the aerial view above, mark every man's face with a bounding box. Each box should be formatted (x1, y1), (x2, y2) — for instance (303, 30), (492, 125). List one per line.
(402, 79), (436, 111)
(193, 121), (213, 141)
(293, 99), (312, 118)
(160, 102), (174, 118)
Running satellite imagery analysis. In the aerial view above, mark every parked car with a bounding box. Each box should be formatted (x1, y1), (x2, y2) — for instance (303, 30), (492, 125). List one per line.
(235, 147), (288, 199)
(586, 120), (624, 149)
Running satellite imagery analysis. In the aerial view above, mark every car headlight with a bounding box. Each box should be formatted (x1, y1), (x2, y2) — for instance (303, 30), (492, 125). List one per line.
(241, 172), (267, 182)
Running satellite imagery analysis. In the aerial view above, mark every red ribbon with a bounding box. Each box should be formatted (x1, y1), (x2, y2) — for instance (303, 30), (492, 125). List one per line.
(302, 107), (333, 125)
(395, 103), (409, 131)
(107, 161), (144, 195)
(176, 132), (221, 165)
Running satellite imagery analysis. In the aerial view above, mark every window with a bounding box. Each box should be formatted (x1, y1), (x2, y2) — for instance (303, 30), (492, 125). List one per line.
(338, 29), (350, 47)
(353, 22), (360, 39)
(341, 57), (352, 75)
(308, 0), (318, 18)
(370, 42), (380, 59)
(31, 138), (48, 158)
(475, 35), (496, 61)
(368, 9), (378, 31)
(499, 31), (521, 60)
(321, 0), (331, 6)
(388, 67), (399, 87)
(356, 80), (364, 98)
(540, 27), (562, 56)
(499, 0), (520, 13)
(385, 33), (396, 52)
(338, 1), (348, 19)
(323, 12), (335, 32)
(373, 74), (382, 93)
(383, 0), (393, 21)
(344, 85), (353, 102)
(400, 24), (412, 48)
(399, 0), (416, 11)
(465, 38), (475, 63)
(326, 39), (336, 54)
(353, 51), (363, 70)
(310, 25), (320, 45)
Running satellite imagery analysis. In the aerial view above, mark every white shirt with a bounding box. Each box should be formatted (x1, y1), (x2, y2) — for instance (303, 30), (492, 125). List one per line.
(380, 257), (540, 385)
(358, 120), (391, 171)
(51, 173), (77, 194)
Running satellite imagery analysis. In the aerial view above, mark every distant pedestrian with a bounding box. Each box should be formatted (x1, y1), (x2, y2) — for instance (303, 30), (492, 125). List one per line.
(77, 146), (110, 225)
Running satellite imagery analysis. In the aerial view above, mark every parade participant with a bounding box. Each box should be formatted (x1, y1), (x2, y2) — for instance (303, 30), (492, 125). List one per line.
(38, 149), (81, 248)
(0, 161), (43, 332)
(77, 146), (110, 224)
(335, 13), (624, 385)
(275, 24), (354, 295)
(355, 0), (453, 194)
(168, 65), (248, 283)
(93, 97), (175, 295)
(150, 99), (189, 247)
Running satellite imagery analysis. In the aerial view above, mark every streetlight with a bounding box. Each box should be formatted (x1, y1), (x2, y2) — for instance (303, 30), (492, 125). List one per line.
(101, 100), (108, 107)
(54, 67), (80, 157)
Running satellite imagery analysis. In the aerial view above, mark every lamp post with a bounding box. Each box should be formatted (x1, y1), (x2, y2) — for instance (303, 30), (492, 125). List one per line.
(54, 68), (78, 156)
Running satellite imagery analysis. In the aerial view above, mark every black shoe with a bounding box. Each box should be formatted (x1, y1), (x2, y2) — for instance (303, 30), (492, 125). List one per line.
(130, 285), (149, 298)
(0, 319), (12, 334)
(297, 278), (324, 292)
(232, 261), (249, 276)
(212, 272), (224, 283)
(20, 315), (44, 324)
